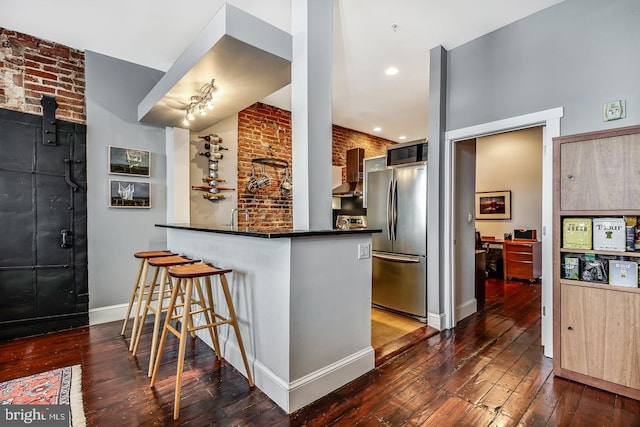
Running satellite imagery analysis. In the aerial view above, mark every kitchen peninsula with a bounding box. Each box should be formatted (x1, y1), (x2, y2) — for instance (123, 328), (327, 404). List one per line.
(157, 223), (380, 413)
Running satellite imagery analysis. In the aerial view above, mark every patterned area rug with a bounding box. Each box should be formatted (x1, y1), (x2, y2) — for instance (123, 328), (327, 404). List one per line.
(0, 365), (86, 426)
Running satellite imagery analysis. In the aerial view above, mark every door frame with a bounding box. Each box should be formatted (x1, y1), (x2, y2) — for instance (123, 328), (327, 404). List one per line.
(443, 107), (563, 358)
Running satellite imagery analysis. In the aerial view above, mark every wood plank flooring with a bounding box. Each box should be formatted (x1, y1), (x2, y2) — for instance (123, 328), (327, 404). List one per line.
(371, 307), (426, 348)
(1, 278), (639, 426)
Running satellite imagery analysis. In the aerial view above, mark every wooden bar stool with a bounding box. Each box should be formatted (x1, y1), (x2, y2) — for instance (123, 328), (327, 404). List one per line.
(121, 250), (174, 349)
(132, 254), (198, 377)
(150, 262), (254, 420)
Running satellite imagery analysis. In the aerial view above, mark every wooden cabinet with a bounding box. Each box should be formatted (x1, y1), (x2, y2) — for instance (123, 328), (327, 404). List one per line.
(560, 132), (640, 211)
(553, 125), (640, 401)
(560, 284), (640, 390)
(503, 240), (541, 281)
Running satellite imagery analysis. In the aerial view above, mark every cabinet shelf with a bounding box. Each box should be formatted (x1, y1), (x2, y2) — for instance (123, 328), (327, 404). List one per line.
(559, 278), (640, 294)
(559, 247), (640, 258)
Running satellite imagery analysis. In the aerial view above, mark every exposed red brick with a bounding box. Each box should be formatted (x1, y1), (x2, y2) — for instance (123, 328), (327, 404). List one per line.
(56, 89), (83, 100)
(25, 68), (58, 81)
(23, 53), (57, 66)
(39, 44), (70, 59)
(1, 28), (85, 123)
(24, 83), (55, 94)
(12, 73), (23, 87)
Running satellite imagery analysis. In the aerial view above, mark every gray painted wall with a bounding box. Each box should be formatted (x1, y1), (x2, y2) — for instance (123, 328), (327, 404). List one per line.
(447, 0), (640, 135)
(85, 51), (167, 308)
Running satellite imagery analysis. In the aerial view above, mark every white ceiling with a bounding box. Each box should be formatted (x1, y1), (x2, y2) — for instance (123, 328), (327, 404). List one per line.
(0, 0), (565, 142)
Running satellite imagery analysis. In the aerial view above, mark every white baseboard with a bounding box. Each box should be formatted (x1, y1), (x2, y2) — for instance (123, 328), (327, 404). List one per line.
(427, 312), (446, 330)
(287, 347), (374, 413)
(89, 303), (133, 326)
(193, 322), (374, 413)
(456, 298), (478, 322)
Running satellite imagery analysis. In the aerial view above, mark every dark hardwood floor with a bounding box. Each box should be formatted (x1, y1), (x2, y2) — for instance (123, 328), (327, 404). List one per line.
(1, 278), (639, 426)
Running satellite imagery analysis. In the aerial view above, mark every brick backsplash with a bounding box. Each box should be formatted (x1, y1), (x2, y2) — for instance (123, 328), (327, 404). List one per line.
(0, 28), (85, 123)
(237, 102), (394, 228)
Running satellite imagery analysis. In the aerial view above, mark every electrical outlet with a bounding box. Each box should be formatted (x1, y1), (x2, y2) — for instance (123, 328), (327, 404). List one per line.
(603, 100), (626, 121)
(358, 243), (370, 259)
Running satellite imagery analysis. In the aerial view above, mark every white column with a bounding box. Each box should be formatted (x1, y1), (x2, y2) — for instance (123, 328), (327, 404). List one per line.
(291, 0), (333, 230)
(166, 127), (191, 223)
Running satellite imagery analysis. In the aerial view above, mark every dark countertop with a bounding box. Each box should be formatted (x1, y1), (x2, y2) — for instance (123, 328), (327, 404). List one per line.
(156, 223), (382, 239)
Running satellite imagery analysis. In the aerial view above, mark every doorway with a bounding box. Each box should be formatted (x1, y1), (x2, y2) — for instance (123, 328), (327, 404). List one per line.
(443, 108), (563, 357)
(0, 108), (88, 340)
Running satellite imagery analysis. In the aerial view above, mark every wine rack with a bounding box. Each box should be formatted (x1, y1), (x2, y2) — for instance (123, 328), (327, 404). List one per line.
(193, 133), (234, 201)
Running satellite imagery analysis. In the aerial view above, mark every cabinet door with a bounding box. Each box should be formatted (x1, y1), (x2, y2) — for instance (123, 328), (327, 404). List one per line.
(560, 135), (640, 211)
(561, 285), (640, 389)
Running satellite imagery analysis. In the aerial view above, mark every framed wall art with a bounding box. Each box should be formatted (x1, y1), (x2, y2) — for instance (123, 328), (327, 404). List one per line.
(475, 190), (511, 220)
(109, 180), (150, 208)
(108, 146), (150, 177)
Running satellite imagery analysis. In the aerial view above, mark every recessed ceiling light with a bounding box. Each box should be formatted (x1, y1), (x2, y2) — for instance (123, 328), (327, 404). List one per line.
(373, 127), (382, 132)
(398, 135), (407, 140)
(385, 67), (399, 76)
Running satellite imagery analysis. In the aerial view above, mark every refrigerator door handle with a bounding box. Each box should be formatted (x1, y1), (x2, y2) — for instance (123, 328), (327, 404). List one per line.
(372, 251), (420, 263)
(386, 180), (392, 240)
(392, 179), (398, 241)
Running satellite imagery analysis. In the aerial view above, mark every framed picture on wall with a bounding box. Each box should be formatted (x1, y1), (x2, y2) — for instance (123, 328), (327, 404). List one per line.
(476, 190), (511, 220)
(108, 146), (150, 177)
(109, 180), (150, 208)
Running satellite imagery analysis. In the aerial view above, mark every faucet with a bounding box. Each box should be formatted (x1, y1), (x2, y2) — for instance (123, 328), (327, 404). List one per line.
(230, 208), (249, 229)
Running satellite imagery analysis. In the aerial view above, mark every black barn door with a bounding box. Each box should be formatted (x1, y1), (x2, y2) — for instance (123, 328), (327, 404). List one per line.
(0, 108), (88, 340)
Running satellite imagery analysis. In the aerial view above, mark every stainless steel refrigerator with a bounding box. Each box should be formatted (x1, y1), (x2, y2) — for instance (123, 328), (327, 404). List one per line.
(367, 164), (427, 319)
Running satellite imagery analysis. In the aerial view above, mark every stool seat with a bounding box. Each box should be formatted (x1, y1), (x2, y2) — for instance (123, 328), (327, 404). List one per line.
(168, 263), (231, 278)
(149, 255), (200, 267)
(134, 250), (175, 259)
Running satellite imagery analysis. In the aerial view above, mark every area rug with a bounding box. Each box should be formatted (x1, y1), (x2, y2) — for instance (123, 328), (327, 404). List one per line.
(0, 365), (86, 426)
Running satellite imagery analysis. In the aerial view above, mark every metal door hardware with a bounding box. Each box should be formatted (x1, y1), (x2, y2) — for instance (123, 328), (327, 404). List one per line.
(60, 229), (72, 248)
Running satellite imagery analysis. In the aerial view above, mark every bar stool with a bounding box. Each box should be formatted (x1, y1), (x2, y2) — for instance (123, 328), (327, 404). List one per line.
(150, 262), (254, 420)
(132, 254), (198, 377)
(121, 250), (174, 349)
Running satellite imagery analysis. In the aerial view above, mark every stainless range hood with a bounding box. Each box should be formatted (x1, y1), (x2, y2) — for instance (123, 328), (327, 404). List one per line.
(332, 148), (364, 197)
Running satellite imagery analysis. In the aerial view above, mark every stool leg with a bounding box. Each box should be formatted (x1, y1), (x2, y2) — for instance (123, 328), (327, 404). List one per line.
(147, 268), (170, 377)
(121, 259), (145, 336)
(132, 264), (163, 355)
(175, 282), (196, 338)
(203, 276), (222, 360)
(132, 266), (158, 356)
(129, 260), (151, 351)
(173, 277), (193, 420)
(194, 277), (220, 358)
(219, 274), (254, 387)
(150, 277), (182, 387)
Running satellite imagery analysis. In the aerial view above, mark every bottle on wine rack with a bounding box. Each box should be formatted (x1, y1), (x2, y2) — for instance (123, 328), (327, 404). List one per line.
(203, 193), (225, 201)
(204, 143), (228, 151)
(198, 152), (223, 159)
(198, 134), (222, 143)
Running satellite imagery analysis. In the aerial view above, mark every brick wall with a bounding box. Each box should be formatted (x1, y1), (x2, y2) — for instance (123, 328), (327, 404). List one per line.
(237, 103), (293, 228)
(332, 124), (393, 166)
(237, 102), (395, 228)
(0, 28), (85, 123)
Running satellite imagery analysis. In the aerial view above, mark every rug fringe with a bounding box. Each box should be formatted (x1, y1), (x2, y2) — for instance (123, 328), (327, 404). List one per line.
(70, 365), (86, 427)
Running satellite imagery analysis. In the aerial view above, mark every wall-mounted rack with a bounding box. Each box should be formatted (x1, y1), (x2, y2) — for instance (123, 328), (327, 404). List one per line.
(252, 157), (288, 169)
(192, 133), (231, 202)
(248, 157), (292, 197)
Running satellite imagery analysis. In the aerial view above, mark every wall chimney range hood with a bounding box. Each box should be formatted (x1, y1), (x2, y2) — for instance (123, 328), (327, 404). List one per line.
(332, 148), (364, 197)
